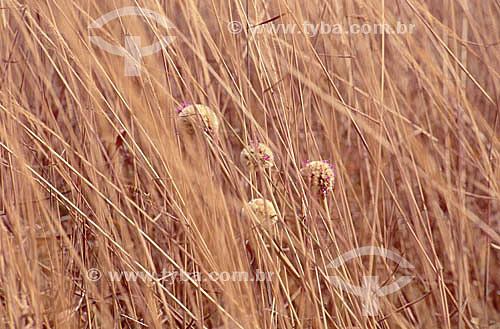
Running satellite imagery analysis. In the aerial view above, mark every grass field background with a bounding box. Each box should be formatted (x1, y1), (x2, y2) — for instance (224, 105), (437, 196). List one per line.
(0, 0), (499, 328)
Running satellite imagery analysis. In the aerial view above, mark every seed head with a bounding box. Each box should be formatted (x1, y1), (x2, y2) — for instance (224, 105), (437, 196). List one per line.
(176, 102), (192, 113)
(301, 160), (335, 198)
(178, 104), (219, 136)
(241, 198), (278, 228)
(240, 141), (274, 170)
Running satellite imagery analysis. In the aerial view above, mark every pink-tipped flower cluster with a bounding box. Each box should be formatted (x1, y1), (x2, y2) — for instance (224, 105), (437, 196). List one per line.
(301, 160), (335, 198)
(240, 141), (274, 171)
(176, 103), (192, 113)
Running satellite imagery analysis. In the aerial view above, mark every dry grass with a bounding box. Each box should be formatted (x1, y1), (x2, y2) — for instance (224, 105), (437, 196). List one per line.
(0, 0), (499, 328)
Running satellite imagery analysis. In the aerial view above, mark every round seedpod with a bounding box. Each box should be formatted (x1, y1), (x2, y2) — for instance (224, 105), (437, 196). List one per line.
(176, 102), (192, 113)
(240, 141), (274, 171)
(241, 198), (278, 230)
(301, 160), (335, 198)
(177, 104), (219, 137)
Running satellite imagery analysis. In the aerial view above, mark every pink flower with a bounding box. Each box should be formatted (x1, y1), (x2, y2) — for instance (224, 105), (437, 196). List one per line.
(176, 102), (192, 113)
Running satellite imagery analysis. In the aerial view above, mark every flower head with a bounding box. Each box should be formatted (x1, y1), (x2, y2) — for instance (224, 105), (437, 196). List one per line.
(240, 141), (274, 171)
(241, 198), (278, 228)
(178, 104), (219, 136)
(301, 160), (335, 198)
(176, 102), (192, 113)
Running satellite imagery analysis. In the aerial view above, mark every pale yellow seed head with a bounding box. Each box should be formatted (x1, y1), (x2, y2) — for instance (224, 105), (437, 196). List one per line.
(240, 142), (274, 170)
(241, 198), (278, 228)
(301, 160), (335, 198)
(178, 104), (219, 136)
